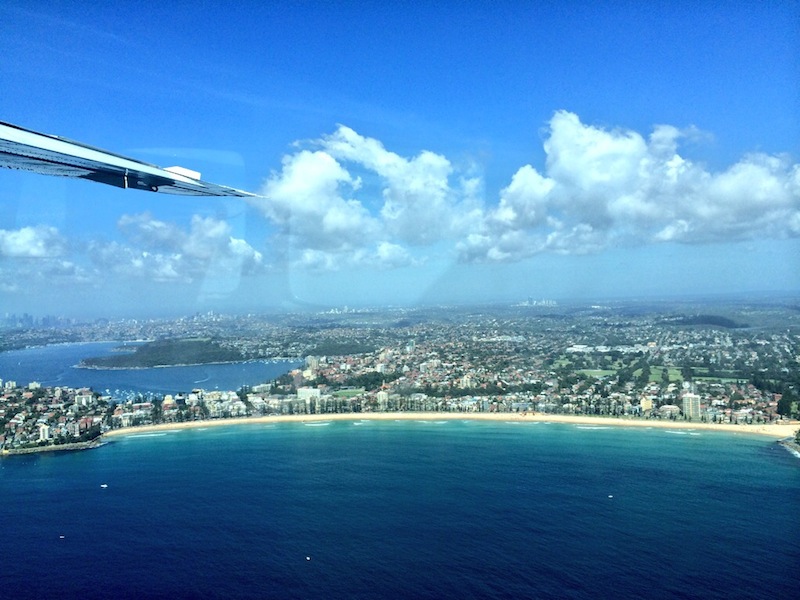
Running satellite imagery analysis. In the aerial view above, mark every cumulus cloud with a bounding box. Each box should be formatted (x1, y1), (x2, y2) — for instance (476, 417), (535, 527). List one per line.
(458, 110), (800, 262)
(254, 149), (379, 254)
(253, 126), (483, 269)
(117, 213), (184, 251)
(0, 225), (64, 258)
(86, 213), (264, 282)
(239, 111), (800, 269)
(88, 240), (186, 282)
(4, 112), (796, 298)
(0, 212), (260, 293)
(319, 126), (461, 245)
(0, 226), (93, 289)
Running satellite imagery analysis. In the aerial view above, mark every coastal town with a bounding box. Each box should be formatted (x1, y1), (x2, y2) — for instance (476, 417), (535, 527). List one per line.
(2, 301), (799, 453)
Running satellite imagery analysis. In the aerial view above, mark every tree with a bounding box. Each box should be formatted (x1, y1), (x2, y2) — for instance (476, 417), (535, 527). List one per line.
(776, 393), (797, 418)
(637, 364), (651, 386)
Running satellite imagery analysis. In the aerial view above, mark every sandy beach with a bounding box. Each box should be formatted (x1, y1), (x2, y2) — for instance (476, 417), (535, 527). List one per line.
(102, 412), (800, 440)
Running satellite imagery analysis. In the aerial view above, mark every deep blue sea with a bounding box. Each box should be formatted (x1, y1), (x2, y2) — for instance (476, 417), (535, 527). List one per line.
(0, 342), (300, 395)
(1, 420), (798, 599)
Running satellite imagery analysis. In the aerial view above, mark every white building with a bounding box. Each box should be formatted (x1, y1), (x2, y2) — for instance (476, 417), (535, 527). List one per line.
(297, 387), (321, 401)
(682, 393), (701, 419)
(376, 390), (389, 410)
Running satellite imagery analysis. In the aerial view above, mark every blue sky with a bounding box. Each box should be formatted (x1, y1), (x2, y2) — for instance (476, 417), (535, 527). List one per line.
(1, 1), (798, 317)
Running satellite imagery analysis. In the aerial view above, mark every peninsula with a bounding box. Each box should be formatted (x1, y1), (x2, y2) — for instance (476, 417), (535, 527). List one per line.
(78, 338), (246, 369)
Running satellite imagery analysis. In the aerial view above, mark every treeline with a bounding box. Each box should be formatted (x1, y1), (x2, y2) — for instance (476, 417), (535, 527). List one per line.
(669, 315), (747, 329)
(751, 368), (800, 418)
(342, 371), (402, 389)
(412, 381), (545, 398)
(80, 338), (245, 368)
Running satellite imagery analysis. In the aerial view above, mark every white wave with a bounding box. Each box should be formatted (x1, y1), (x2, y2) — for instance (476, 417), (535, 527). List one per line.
(665, 430), (688, 435)
(127, 433), (168, 438)
(576, 425), (611, 430)
(303, 421), (331, 427)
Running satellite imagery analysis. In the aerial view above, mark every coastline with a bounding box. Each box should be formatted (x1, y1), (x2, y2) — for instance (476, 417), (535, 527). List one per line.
(75, 358), (295, 371)
(1, 439), (105, 455)
(102, 412), (800, 440)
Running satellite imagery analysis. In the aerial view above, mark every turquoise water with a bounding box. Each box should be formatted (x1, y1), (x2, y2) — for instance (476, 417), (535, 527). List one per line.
(1, 420), (797, 599)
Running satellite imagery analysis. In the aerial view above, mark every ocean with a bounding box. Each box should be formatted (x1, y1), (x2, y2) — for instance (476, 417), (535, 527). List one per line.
(0, 342), (300, 395)
(1, 420), (798, 599)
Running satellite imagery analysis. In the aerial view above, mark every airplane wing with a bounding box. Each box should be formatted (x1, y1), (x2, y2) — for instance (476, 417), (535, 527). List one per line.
(0, 121), (257, 197)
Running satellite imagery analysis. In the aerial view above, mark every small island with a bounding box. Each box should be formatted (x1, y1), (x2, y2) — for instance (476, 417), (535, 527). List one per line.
(79, 338), (246, 369)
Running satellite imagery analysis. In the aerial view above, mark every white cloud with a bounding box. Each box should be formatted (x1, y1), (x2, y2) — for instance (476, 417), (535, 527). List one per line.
(459, 110), (800, 262)
(492, 165), (554, 229)
(0, 226), (64, 258)
(87, 241), (183, 282)
(85, 213), (264, 282)
(254, 149), (379, 254)
(245, 113), (800, 269)
(0, 214), (261, 293)
(320, 126), (459, 245)
(252, 126), (484, 270)
(0, 227), (93, 290)
(117, 213), (184, 251)
(373, 241), (416, 269)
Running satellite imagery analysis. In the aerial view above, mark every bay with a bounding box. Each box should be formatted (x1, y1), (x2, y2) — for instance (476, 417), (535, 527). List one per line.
(0, 342), (300, 395)
(1, 420), (797, 599)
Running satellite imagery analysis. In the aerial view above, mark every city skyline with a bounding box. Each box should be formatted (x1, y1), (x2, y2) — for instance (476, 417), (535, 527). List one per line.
(1, 2), (798, 317)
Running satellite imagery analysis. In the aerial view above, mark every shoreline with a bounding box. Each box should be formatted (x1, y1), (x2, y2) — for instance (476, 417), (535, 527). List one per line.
(1, 439), (105, 455)
(102, 412), (800, 440)
(75, 357), (299, 371)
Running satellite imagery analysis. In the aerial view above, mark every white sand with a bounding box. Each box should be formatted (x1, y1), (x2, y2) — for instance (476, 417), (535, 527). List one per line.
(103, 412), (799, 439)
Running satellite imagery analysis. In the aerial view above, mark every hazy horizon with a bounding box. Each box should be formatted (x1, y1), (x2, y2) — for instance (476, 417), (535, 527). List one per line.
(3, 288), (798, 323)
